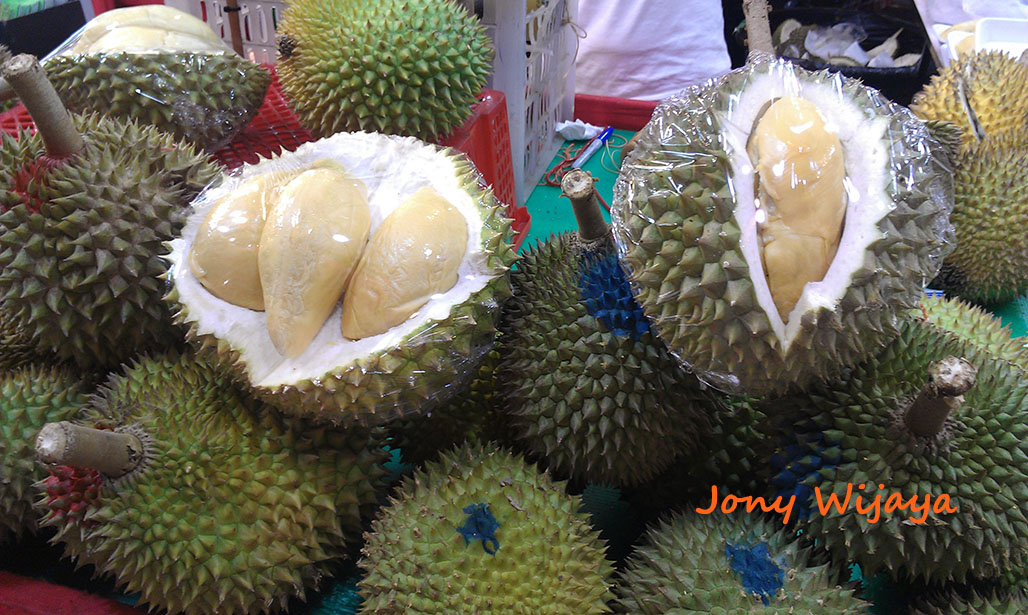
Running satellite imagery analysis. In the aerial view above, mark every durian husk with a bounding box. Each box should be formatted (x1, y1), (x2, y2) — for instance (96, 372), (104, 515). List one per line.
(911, 587), (1028, 615)
(38, 350), (387, 615)
(765, 296), (1028, 584)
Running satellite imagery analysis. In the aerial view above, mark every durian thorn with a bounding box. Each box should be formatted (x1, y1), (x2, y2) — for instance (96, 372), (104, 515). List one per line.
(36, 421), (144, 479)
(0, 54), (84, 158)
(743, 0), (775, 57)
(903, 356), (977, 438)
(560, 169), (610, 243)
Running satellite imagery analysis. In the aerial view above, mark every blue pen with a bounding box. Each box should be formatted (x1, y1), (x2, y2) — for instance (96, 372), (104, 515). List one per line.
(571, 126), (614, 169)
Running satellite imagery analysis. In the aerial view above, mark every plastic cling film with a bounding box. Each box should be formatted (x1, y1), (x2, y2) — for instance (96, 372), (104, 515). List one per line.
(164, 131), (517, 426)
(12, 6), (271, 152)
(611, 54), (954, 396)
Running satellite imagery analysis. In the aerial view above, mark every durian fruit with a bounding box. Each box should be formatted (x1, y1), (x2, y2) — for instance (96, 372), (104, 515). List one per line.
(0, 54), (220, 370)
(358, 443), (615, 614)
(0, 6), (271, 151)
(911, 587), (1028, 615)
(35, 350), (387, 615)
(911, 50), (1028, 146)
(499, 170), (712, 487)
(612, 54), (954, 396)
(0, 306), (52, 371)
(615, 509), (869, 613)
(165, 132), (515, 425)
(0, 364), (90, 542)
(765, 296), (1028, 583)
(930, 132), (1028, 304)
(276, 0), (493, 142)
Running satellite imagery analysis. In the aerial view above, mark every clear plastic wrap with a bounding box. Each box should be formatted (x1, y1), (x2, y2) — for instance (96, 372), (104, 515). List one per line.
(612, 54), (955, 396)
(30, 6), (270, 151)
(165, 131), (516, 426)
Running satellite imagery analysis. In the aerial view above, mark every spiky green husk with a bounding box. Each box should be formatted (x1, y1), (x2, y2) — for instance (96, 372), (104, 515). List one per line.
(43, 52), (270, 151)
(616, 510), (867, 613)
(388, 346), (507, 467)
(358, 443), (614, 614)
(167, 144), (516, 426)
(39, 351), (387, 615)
(911, 588), (1028, 615)
(0, 115), (220, 370)
(499, 233), (712, 487)
(932, 133), (1028, 304)
(0, 306), (51, 371)
(277, 0), (493, 141)
(0, 364), (90, 541)
(767, 296), (1028, 583)
(911, 50), (1028, 146)
(612, 56), (953, 396)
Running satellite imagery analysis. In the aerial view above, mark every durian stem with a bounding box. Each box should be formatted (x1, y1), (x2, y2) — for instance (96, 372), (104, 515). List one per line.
(224, 0), (246, 56)
(561, 169), (610, 242)
(904, 356), (977, 438)
(743, 0), (775, 56)
(36, 422), (144, 478)
(1, 54), (84, 158)
(0, 79), (14, 102)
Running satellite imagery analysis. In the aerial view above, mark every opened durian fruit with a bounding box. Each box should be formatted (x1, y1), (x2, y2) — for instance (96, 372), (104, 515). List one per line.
(613, 54), (955, 396)
(0, 5), (270, 151)
(165, 132), (516, 425)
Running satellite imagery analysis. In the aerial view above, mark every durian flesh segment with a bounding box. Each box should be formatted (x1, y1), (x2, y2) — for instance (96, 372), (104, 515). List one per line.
(259, 163), (371, 357)
(65, 5), (225, 55)
(342, 186), (468, 340)
(749, 96), (847, 321)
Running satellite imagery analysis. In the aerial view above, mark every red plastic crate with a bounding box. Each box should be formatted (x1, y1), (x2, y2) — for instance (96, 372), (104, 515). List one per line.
(0, 67), (528, 251)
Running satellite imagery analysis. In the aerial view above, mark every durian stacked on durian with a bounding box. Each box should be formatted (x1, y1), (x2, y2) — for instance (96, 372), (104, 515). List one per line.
(0, 6), (271, 151)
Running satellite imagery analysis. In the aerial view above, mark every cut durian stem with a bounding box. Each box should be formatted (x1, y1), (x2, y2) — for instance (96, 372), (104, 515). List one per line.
(1, 54), (84, 158)
(743, 0), (774, 56)
(904, 356), (978, 438)
(36, 421), (144, 478)
(561, 169), (610, 243)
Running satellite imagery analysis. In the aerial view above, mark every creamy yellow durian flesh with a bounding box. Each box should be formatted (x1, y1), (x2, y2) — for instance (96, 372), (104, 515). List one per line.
(613, 56), (954, 395)
(165, 133), (516, 425)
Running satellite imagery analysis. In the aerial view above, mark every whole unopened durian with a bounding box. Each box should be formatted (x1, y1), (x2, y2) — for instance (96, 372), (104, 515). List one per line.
(0, 364), (90, 542)
(500, 170), (712, 487)
(613, 54), (954, 396)
(911, 587), (1028, 615)
(0, 306), (52, 371)
(0, 55), (219, 369)
(276, 0), (493, 141)
(616, 510), (868, 613)
(765, 296), (1028, 583)
(358, 443), (615, 614)
(0, 6), (271, 151)
(911, 50), (1028, 147)
(35, 350), (386, 615)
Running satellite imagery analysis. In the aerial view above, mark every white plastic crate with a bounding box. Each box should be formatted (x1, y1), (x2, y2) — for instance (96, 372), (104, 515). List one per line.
(164, 0), (576, 205)
(163, 0), (284, 64)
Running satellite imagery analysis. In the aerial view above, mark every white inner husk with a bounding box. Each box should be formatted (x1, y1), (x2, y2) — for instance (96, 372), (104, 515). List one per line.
(166, 132), (495, 387)
(718, 67), (892, 352)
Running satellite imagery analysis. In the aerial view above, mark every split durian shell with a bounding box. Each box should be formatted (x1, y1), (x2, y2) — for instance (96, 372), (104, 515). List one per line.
(612, 55), (955, 396)
(165, 132), (516, 425)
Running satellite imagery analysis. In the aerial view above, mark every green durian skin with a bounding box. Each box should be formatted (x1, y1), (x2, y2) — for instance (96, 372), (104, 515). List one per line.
(39, 351), (387, 615)
(616, 510), (868, 614)
(911, 588), (1028, 615)
(277, 0), (493, 142)
(0, 364), (90, 542)
(933, 134), (1028, 304)
(358, 443), (615, 614)
(613, 55), (953, 396)
(44, 52), (271, 152)
(167, 146), (516, 426)
(0, 115), (220, 370)
(499, 233), (713, 487)
(770, 296), (1028, 584)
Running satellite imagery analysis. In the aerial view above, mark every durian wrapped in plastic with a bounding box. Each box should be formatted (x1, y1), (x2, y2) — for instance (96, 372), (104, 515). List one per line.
(0, 6), (270, 151)
(612, 54), (955, 396)
(165, 132), (516, 426)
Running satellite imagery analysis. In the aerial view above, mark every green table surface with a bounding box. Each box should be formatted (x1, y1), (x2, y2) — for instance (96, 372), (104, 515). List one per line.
(522, 132), (1028, 339)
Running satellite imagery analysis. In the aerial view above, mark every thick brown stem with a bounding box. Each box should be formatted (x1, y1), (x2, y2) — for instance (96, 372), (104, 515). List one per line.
(36, 422), (144, 478)
(1, 54), (84, 158)
(561, 169), (609, 242)
(225, 0), (246, 57)
(743, 0), (775, 56)
(904, 356), (977, 438)
(0, 79), (14, 101)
